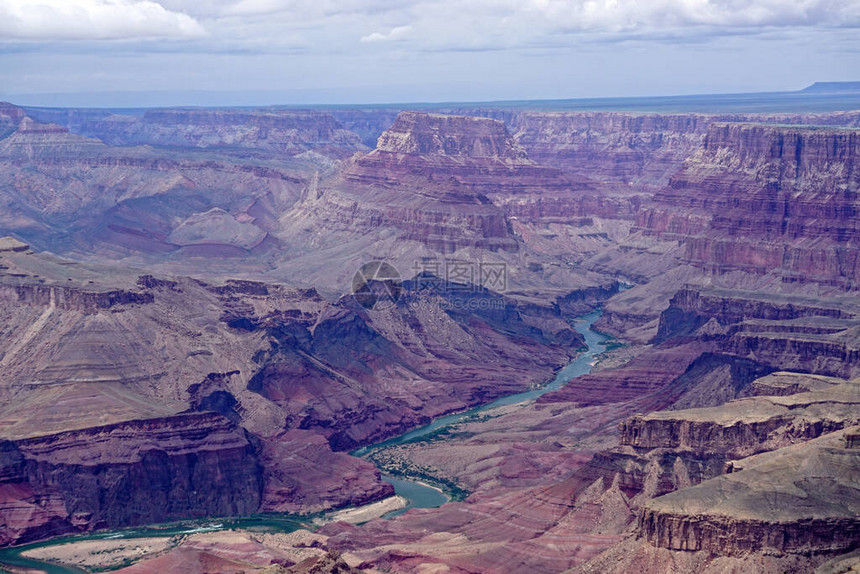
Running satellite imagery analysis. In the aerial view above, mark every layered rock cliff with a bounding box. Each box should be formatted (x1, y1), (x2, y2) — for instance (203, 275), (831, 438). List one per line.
(280, 111), (587, 255)
(510, 110), (860, 189)
(3, 100), (860, 571)
(276, 109), (642, 297)
(0, 413), (262, 546)
(512, 112), (718, 190)
(638, 429), (860, 556)
(639, 123), (860, 287)
(620, 381), (860, 458)
(655, 286), (860, 378)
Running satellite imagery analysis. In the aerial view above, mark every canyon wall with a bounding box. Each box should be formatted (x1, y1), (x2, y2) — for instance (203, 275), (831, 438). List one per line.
(0, 413), (262, 546)
(3, 101), (860, 571)
(655, 287), (860, 378)
(279, 111), (587, 255)
(508, 110), (860, 188)
(637, 428), (860, 557)
(639, 122), (860, 287)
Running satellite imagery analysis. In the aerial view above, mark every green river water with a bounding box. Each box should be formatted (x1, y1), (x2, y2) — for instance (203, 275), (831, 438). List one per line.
(0, 310), (607, 573)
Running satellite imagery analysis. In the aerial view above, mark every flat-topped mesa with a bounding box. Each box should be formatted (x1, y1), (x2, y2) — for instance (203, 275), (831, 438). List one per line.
(285, 111), (583, 253)
(15, 116), (69, 135)
(345, 110), (559, 194)
(619, 381), (860, 459)
(375, 111), (528, 160)
(637, 430), (860, 557)
(638, 122), (860, 286)
(0, 115), (104, 161)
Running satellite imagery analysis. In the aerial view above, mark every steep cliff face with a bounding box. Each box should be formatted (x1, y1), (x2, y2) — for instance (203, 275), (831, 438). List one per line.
(347, 111), (575, 199)
(559, 384), (860, 571)
(620, 381), (860, 458)
(512, 112), (717, 190)
(375, 111), (528, 159)
(277, 110), (644, 272)
(0, 413), (263, 546)
(654, 287), (860, 378)
(0, 103), (25, 139)
(637, 430), (860, 557)
(511, 111), (860, 188)
(638, 123), (860, 287)
(0, 283), (153, 313)
(657, 288), (854, 339)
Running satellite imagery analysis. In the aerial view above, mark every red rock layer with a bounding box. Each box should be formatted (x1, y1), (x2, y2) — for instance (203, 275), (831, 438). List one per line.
(536, 342), (711, 407)
(511, 111), (860, 188)
(637, 433), (860, 557)
(655, 287), (860, 378)
(639, 123), (860, 287)
(375, 111), (527, 159)
(286, 111), (600, 253)
(640, 511), (860, 555)
(0, 413), (262, 546)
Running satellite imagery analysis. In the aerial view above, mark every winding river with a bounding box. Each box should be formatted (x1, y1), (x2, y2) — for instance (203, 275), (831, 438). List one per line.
(356, 308), (609, 512)
(0, 310), (607, 573)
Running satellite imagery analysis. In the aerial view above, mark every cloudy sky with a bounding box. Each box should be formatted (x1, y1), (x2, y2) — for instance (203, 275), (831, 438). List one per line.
(1, 0), (859, 106)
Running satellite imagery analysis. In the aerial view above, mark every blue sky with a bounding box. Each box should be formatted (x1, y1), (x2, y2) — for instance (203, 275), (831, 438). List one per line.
(1, 0), (859, 106)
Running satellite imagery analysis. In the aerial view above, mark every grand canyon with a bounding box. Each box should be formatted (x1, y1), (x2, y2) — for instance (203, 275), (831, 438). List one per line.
(0, 83), (858, 574)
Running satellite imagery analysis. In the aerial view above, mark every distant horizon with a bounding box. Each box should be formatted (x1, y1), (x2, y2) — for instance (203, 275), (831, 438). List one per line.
(4, 81), (860, 111)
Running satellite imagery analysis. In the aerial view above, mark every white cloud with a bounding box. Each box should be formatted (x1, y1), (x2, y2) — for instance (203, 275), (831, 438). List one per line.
(361, 25), (413, 43)
(2, 0), (859, 52)
(219, 0), (412, 18)
(521, 0), (860, 32)
(0, 0), (205, 41)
